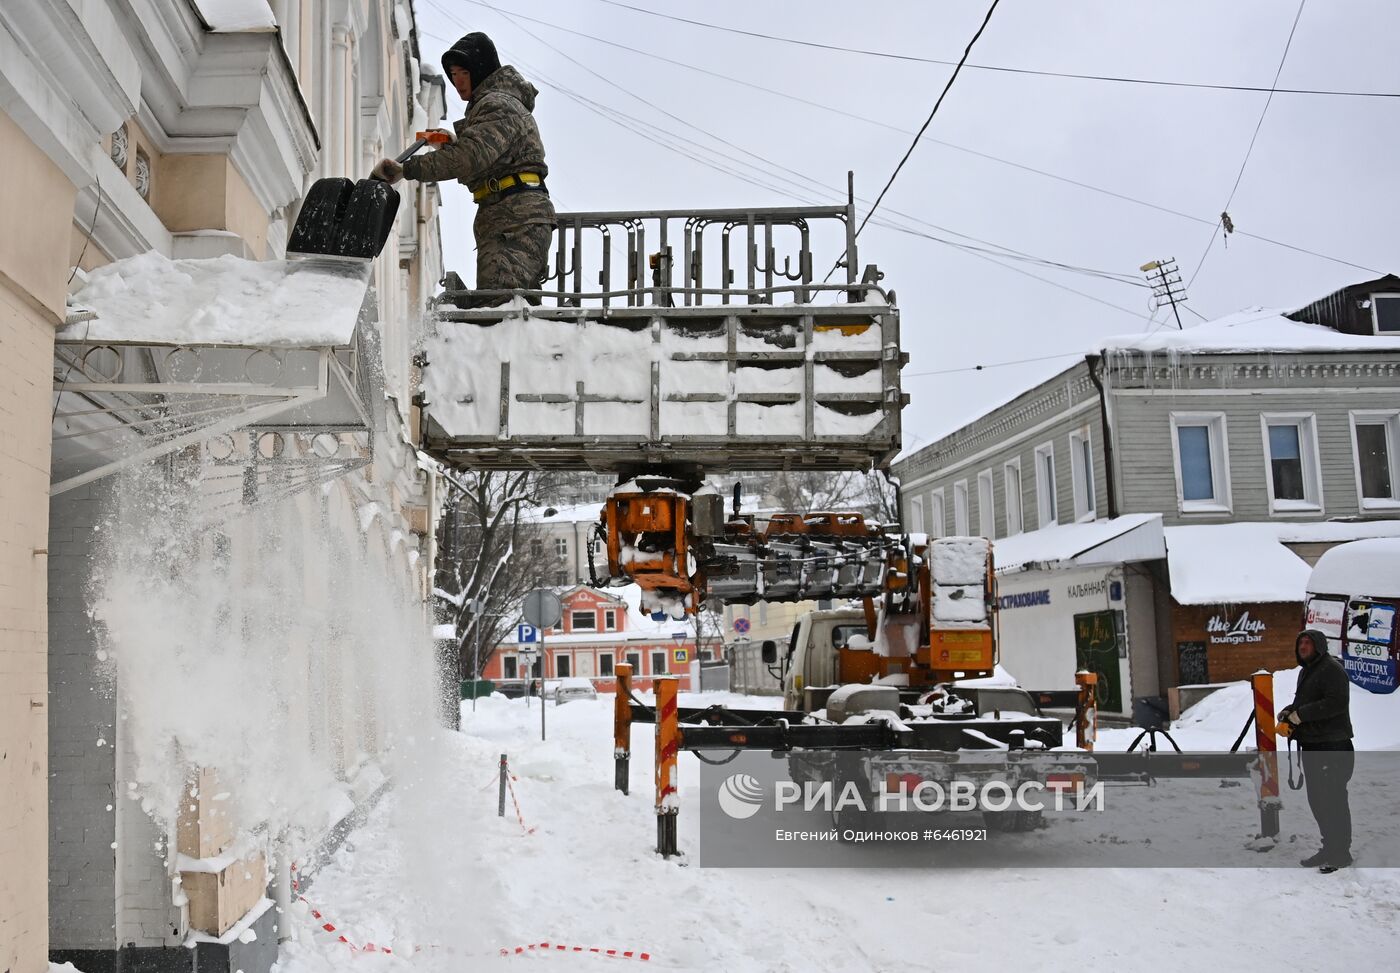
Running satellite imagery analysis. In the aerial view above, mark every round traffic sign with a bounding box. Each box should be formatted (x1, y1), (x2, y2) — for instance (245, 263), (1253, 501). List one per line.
(733, 617), (751, 635)
(522, 588), (563, 629)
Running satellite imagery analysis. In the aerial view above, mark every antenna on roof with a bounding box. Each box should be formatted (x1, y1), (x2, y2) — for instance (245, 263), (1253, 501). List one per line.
(1140, 258), (1188, 330)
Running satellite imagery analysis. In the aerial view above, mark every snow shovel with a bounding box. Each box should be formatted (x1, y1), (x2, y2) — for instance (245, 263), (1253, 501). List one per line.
(287, 130), (454, 260)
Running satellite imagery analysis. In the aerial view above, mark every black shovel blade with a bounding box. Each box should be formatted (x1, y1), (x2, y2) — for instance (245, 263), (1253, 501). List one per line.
(288, 177), (401, 259)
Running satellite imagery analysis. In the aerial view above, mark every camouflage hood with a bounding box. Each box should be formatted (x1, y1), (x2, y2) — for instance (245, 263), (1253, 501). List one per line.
(472, 65), (538, 113)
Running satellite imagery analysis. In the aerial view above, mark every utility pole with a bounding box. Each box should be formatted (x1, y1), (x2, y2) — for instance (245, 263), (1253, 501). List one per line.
(1140, 259), (1188, 330)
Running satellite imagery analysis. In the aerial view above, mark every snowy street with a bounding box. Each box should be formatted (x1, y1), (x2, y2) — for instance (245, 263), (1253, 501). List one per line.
(275, 688), (1400, 973)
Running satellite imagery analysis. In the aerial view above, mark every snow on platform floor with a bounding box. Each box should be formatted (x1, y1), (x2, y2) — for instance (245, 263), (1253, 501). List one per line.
(274, 690), (1400, 973)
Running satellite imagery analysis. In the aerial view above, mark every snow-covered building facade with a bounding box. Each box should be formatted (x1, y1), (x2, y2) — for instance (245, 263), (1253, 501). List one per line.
(486, 585), (708, 693)
(2, 2), (447, 970)
(895, 277), (1400, 718)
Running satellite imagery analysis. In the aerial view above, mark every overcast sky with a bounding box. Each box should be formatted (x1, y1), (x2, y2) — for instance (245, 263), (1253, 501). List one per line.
(411, 0), (1399, 455)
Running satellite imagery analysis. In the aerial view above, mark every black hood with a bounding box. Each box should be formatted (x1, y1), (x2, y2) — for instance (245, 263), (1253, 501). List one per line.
(1296, 628), (1331, 667)
(441, 32), (500, 88)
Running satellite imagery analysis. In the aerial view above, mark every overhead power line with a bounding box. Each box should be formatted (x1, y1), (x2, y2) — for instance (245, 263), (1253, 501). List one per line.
(445, 0), (1381, 277)
(1188, 0), (1307, 289)
(423, 7), (1148, 297)
(589, 0), (1400, 100)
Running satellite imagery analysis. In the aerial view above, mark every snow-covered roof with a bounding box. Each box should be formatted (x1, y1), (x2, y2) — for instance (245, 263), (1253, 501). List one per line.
(498, 582), (697, 646)
(992, 514), (1164, 574)
(1307, 538), (1400, 598)
(1275, 520), (1400, 544)
(65, 251), (369, 347)
(1165, 524), (1311, 605)
(192, 0), (275, 31)
(1100, 307), (1400, 355)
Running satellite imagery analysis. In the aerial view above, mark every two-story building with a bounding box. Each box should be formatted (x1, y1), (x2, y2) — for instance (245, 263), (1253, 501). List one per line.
(894, 277), (1400, 716)
(486, 584), (707, 692)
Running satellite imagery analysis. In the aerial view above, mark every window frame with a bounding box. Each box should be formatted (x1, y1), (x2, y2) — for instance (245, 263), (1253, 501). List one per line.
(929, 488), (946, 538)
(1169, 412), (1233, 515)
(1034, 441), (1058, 528)
(554, 536), (569, 558)
(976, 469), (995, 538)
(651, 650), (667, 675)
(503, 655), (518, 679)
(1350, 409), (1400, 510)
(599, 652), (614, 677)
(570, 609), (597, 631)
(1259, 412), (1323, 514)
(1003, 458), (1023, 536)
(555, 652), (571, 678)
(1069, 427), (1097, 523)
(603, 608), (618, 632)
(909, 495), (925, 534)
(953, 479), (969, 536)
(1370, 293), (1400, 335)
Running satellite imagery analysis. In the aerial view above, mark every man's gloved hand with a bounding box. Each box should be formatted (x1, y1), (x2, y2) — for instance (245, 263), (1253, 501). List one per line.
(1285, 710), (1302, 726)
(426, 127), (457, 146)
(371, 158), (404, 184)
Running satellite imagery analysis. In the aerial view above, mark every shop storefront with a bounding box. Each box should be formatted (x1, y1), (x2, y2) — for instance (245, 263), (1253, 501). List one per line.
(1168, 601), (1303, 686)
(995, 565), (1135, 714)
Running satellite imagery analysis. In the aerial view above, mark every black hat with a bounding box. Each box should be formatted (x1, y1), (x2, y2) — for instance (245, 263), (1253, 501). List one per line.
(441, 32), (500, 87)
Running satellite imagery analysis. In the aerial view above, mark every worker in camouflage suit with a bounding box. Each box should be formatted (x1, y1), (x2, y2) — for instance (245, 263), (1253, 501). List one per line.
(374, 32), (554, 307)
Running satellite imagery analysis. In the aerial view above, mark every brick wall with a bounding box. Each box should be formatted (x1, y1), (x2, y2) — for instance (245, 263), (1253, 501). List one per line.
(1169, 600), (1303, 685)
(47, 482), (119, 951)
(1, 278), (56, 972)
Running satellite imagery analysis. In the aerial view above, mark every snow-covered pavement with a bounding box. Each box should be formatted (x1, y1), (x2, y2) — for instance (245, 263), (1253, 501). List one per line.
(274, 690), (1400, 973)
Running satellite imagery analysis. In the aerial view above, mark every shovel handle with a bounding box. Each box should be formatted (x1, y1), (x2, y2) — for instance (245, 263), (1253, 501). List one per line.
(394, 138), (429, 164)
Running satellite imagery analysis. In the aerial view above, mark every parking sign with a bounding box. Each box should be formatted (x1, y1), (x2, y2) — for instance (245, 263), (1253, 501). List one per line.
(517, 623), (538, 643)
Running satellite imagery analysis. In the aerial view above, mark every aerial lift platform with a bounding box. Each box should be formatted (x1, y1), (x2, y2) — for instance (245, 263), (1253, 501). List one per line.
(415, 198), (908, 476)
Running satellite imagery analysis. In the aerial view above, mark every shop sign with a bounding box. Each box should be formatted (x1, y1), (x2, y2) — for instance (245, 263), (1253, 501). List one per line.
(1206, 610), (1266, 645)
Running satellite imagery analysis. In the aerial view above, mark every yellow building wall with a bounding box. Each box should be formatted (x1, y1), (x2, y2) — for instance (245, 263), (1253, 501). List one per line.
(0, 105), (73, 973)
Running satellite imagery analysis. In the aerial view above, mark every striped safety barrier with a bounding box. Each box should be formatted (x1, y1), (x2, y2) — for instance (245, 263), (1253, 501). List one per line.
(501, 942), (652, 961)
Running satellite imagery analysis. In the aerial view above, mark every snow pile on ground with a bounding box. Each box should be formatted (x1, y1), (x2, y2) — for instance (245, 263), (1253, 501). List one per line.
(272, 691), (1400, 973)
(66, 251), (369, 347)
(1096, 665), (1400, 752)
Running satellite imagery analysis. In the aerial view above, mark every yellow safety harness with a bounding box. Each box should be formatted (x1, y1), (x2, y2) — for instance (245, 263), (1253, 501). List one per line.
(472, 172), (545, 203)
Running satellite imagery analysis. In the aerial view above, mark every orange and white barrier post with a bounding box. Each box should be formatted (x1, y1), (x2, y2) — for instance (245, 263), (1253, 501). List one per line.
(615, 663), (633, 795)
(1251, 670), (1281, 838)
(1075, 670), (1098, 752)
(654, 676), (680, 857)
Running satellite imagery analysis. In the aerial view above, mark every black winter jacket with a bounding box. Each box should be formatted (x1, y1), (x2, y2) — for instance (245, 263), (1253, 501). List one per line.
(1284, 628), (1354, 744)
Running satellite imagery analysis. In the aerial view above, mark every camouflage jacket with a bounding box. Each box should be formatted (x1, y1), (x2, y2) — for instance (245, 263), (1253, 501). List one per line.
(401, 65), (548, 205)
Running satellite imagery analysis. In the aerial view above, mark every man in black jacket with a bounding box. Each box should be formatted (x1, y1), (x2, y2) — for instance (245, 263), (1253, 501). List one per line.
(1278, 628), (1354, 872)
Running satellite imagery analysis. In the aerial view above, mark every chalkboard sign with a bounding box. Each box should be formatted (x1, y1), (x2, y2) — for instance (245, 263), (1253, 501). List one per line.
(1177, 641), (1209, 685)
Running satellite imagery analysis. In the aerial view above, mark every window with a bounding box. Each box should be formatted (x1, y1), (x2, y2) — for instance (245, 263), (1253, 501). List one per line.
(530, 538), (544, 558)
(1170, 413), (1231, 513)
(651, 650), (667, 675)
(554, 536), (569, 558)
(1003, 459), (1023, 536)
(571, 610), (596, 631)
(929, 489), (945, 538)
(626, 651), (641, 672)
(910, 495), (925, 534)
(600, 652), (614, 676)
(1069, 429), (1096, 522)
(554, 570), (569, 586)
(953, 480), (969, 536)
(1352, 411), (1400, 508)
(977, 470), (995, 538)
(1372, 294), (1400, 335)
(1034, 442), (1058, 528)
(604, 609), (618, 631)
(503, 655), (518, 679)
(1261, 414), (1322, 512)
(555, 653), (571, 678)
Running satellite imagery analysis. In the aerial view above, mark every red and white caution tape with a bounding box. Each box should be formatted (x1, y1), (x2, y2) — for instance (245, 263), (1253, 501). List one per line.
(501, 942), (652, 961)
(506, 772), (536, 835)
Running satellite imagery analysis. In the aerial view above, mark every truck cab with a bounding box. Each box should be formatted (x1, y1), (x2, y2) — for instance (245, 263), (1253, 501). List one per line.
(779, 608), (873, 711)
